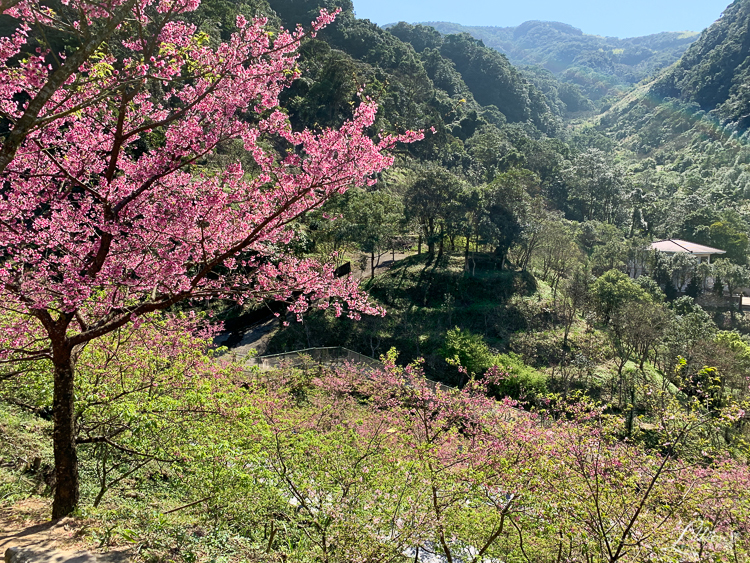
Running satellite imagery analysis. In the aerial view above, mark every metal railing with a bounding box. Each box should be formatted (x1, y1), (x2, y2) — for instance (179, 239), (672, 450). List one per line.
(243, 346), (453, 392)
(245, 346), (380, 371)
(241, 347), (548, 423)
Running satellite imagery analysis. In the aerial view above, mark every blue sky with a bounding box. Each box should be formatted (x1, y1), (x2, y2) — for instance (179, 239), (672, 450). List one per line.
(351, 0), (730, 38)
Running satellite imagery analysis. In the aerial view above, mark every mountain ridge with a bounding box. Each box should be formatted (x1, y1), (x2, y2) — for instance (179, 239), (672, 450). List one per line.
(650, 0), (750, 128)
(408, 20), (698, 43)
(393, 20), (700, 100)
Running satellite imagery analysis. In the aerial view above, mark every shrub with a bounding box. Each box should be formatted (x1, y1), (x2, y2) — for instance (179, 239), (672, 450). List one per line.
(440, 327), (495, 378)
(492, 352), (548, 399)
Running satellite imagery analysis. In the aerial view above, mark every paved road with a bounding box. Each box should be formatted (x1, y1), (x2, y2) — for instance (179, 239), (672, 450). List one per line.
(215, 316), (278, 358)
(214, 252), (417, 356)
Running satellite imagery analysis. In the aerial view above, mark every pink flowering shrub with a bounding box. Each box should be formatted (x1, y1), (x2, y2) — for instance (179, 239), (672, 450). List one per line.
(141, 354), (750, 562)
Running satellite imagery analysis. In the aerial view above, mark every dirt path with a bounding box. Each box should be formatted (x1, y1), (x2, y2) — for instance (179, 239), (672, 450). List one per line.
(0, 499), (131, 562)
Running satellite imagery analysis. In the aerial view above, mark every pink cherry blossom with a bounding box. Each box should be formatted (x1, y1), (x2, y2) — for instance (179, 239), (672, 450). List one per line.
(0, 0), (421, 518)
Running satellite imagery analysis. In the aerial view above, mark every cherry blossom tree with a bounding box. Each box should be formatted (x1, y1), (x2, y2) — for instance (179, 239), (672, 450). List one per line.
(0, 0), (421, 517)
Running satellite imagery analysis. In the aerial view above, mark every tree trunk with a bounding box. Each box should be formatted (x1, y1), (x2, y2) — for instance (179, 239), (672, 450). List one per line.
(563, 310), (575, 348)
(370, 251), (375, 279)
(93, 445), (109, 508)
(52, 350), (80, 519)
(616, 358), (626, 409)
(417, 233), (422, 255)
(464, 235), (471, 272)
(627, 386), (636, 437)
(472, 238), (478, 276)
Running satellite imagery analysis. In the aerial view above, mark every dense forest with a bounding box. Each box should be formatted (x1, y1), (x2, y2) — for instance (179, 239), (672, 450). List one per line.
(4, 0), (750, 561)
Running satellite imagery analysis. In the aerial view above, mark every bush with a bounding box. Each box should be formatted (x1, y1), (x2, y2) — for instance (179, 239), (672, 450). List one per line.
(492, 352), (548, 399)
(440, 328), (548, 397)
(0, 404), (54, 503)
(439, 327), (495, 379)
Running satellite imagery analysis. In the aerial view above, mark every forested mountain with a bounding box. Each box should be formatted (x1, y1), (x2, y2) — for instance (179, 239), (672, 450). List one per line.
(193, 0), (578, 185)
(388, 22), (594, 115)
(652, 0), (750, 128)
(591, 0), (750, 252)
(410, 20), (699, 100)
(238, 0), (562, 133)
(602, 0), (750, 138)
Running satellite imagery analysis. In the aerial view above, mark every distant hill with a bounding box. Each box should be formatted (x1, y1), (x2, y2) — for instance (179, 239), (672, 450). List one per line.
(403, 20), (699, 100)
(266, 3), (576, 137)
(386, 22), (594, 117)
(589, 0), (750, 252)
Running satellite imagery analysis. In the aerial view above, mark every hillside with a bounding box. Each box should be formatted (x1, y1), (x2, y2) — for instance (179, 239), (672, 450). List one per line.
(265, 0), (565, 136)
(387, 21), (594, 116)
(601, 0), (750, 140)
(652, 0), (750, 128)
(591, 0), (750, 245)
(264, 253), (543, 385)
(409, 20), (699, 100)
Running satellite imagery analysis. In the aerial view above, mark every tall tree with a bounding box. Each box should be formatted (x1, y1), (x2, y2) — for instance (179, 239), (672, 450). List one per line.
(478, 168), (537, 267)
(709, 219), (750, 265)
(591, 269), (651, 322)
(563, 149), (627, 224)
(404, 166), (466, 255)
(345, 189), (404, 278)
(0, 0), (420, 517)
(713, 259), (750, 318)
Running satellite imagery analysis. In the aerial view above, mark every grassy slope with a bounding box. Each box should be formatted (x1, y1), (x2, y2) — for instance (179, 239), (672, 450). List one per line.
(264, 251), (627, 400)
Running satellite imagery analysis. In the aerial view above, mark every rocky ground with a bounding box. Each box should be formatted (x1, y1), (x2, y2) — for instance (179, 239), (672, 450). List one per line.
(1, 499), (131, 563)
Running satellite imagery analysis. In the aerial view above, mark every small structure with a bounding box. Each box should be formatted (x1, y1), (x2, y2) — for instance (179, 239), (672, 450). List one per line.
(650, 239), (726, 263)
(629, 239), (726, 292)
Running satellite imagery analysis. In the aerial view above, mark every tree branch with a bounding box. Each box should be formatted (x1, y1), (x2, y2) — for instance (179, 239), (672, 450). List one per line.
(76, 435), (175, 463)
(0, 0), (24, 13)
(0, 0), (139, 175)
